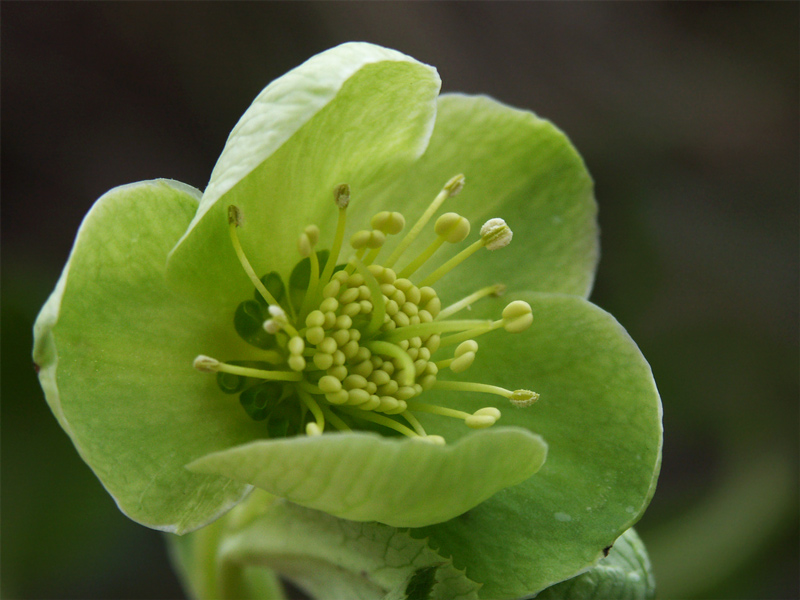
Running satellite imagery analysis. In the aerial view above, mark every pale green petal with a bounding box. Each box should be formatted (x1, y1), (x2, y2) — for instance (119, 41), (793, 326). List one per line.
(536, 528), (656, 600)
(33, 180), (268, 533)
(188, 427), (546, 528)
(411, 292), (662, 599)
(169, 491), (482, 600)
(167, 42), (441, 310)
(361, 94), (598, 301)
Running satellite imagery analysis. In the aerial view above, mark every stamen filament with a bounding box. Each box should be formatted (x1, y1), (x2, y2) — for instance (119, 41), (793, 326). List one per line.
(352, 259), (386, 336)
(401, 410), (428, 437)
(431, 380), (515, 398)
(383, 319), (497, 343)
(338, 406), (420, 438)
(298, 389), (325, 431)
(318, 201), (348, 292)
(364, 341), (415, 386)
(419, 237), (484, 287)
(384, 174), (464, 268)
(406, 401), (472, 420)
(362, 246), (382, 267)
(298, 249), (321, 319)
(398, 236), (446, 279)
(319, 403), (352, 431)
(194, 355), (302, 382)
(438, 326), (495, 348)
(228, 207), (280, 307)
(437, 284), (506, 320)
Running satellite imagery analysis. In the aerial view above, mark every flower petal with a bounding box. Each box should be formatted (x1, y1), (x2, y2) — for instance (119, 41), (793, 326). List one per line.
(413, 292), (662, 599)
(187, 427), (546, 528)
(364, 94), (598, 300)
(33, 180), (267, 534)
(166, 42), (441, 310)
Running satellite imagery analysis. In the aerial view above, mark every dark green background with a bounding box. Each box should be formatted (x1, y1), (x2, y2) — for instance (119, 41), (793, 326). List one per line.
(3, 3), (797, 598)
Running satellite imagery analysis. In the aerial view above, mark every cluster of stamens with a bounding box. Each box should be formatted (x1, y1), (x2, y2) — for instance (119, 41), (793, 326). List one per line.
(194, 174), (539, 444)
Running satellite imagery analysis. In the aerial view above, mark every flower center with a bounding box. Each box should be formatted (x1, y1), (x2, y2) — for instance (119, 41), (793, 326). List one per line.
(193, 175), (538, 444)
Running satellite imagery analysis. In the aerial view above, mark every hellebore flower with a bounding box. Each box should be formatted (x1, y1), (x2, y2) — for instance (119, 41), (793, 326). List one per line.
(34, 42), (661, 597)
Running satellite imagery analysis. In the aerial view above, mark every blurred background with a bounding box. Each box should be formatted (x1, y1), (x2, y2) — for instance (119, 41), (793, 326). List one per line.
(2, 3), (797, 598)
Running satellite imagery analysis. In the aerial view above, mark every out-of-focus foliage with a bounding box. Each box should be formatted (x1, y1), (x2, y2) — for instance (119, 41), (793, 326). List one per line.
(2, 3), (797, 599)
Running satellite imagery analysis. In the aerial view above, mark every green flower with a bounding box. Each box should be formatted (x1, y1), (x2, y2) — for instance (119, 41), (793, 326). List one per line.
(34, 42), (661, 596)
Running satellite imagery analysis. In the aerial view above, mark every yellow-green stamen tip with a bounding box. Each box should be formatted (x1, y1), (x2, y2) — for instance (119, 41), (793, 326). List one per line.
(502, 300), (533, 333)
(510, 389), (539, 407)
(480, 218), (513, 250)
(334, 183), (351, 208)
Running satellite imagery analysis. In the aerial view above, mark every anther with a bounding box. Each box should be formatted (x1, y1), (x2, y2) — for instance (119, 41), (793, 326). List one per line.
(502, 300), (533, 333)
(398, 212), (470, 279)
(384, 174), (466, 268)
(419, 217), (513, 287)
(227, 205), (281, 307)
(509, 389), (540, 407)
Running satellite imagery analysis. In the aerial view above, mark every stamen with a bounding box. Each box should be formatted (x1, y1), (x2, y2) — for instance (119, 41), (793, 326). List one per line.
(436, 284), (506, 320)
(298, 388), (325, 433)
(352, 259), (386, 335)
(319, 402), (352, 431)
(263, 305), (300, 338)
(317, 184), (350, 291)
(438, 300), (533, 348)
(398, 212), (470, 279)
(338, 406), (421, 438)
(406, 402), (501, 429)
(228, 205), (280, 307)
(364, 341), (415, 386)
(431, 380), (536, 407)
(419, 218), (512, 288)
(384, 174), (465, 268)
(298, 225), (321, 318)
(401, 410), (428, 437)
(436, 340), (478, 373)
(383, 318), (496, 343)
(193, 355), (302, 382)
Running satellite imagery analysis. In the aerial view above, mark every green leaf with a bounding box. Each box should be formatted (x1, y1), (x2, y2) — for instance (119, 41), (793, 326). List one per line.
(411, 292), (662, 599)
(360, 94), (598, 302)
(534, 528), (656, 600)
(188, 428), (546, 528)
(168, 490), (482, 600)
(33, 180), (265, 533)
(166, 42), (441, 311)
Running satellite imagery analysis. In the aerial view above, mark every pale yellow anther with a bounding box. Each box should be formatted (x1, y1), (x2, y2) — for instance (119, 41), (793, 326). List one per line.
(371, 211), (405, 235)
(193, 355), (220, 372)
(318, 375), (342, 394)
(306, 422), (323, 436)
(464, 414), (497, 429)
(450, 351), (476, 373)
(434, 212), (471, 243)
(350, 230), (372, 250)
(474, 407), (502, 419)
(288, 355), (306, 372)
(298, 232), (313, 257)
(306, 310), (325, 328)
(455, 340), (479, 356)
(326, 390), (350, 405)
(480, 218), (513, 250)
(304, 225), (320, 246)
(334, 183), (351, 208)
(421, 435), (446, 445)
(263, 319), (279, 334)
(288, 336), (305, 356)
(502, 300), (533, 333)
(305, 326), (324, 346)
(313, 352), (334, 370)
(510, 389), (540, 407)
(444, 173), (466, 196)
